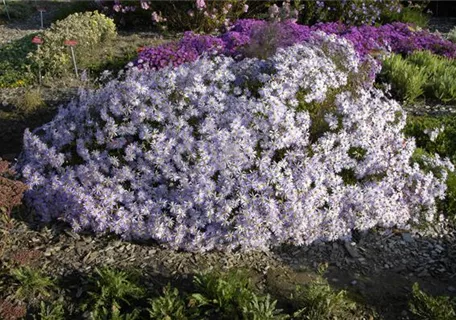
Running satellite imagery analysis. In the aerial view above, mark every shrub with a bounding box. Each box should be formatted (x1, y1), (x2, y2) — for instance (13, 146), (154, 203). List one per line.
(19, 34), (451, 252)
(96, 0), (248, 33)
(409, 283), (456, 320)
(0, 160), (27, 218)
(295, 0), (403, 26)
(28, 11), (116, 79)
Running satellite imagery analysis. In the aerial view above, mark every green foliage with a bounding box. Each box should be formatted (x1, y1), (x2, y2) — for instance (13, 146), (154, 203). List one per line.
(242, 293), (289, 320)
(11, 267), (56, 301)
(28, 11), (116, 79)
(381, 54), (426, 103)
(382, 51), (456, 104)
(0, 33), (37, 88)
(50, 1), (99, 24)
(149, 284), (188, 320)
(15, 89), (46, 114)
(405, 115), (456, 220)
(190, 269), (254, 319)
(36, 301), (65, 320)
(83, 267), (145, 320)
(448, 27), (456, 43)
(0, 0), (34, 20)
(290, 278), (358, 320)
(409, 283), (456, 320)
(190, 269), (287, 319)
(383, 6), (429, 28)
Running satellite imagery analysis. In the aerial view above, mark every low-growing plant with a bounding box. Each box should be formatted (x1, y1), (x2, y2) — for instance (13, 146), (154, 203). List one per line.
(383, 4), (430, 28)
(36, 300), (65, 320)
(190, 269), (286, 319)
(83, 267), (144, 319)
(11, 267), (55, 302)
(15, 89), (46, 114)
(0, 34), (37, 88)
(0, 299), (27, 320)
(448, 26), (456, 43)
(380, 54), (426, 103)
(290, 265), (359, 319)
(0, 160), (28, 218)
(381, 51), (456, 104)
(28, 11), (116, 80)
(409, 283), (456, 320)
(190, 269), (253, 318)
(149, 284), (188, 320)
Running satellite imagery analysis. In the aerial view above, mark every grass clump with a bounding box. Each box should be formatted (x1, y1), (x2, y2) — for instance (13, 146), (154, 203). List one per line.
(409, 283), (456, 320)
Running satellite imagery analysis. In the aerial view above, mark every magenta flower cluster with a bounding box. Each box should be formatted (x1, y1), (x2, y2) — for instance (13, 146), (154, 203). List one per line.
(132, 20), (456, 73)
(18, 34), (452, 252)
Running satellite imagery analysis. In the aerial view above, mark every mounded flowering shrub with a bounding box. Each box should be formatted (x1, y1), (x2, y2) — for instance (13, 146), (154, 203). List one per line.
(19, 33), (452, 252)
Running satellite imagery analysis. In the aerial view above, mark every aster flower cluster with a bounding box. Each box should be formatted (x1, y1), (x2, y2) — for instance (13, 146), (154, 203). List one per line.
(19, 34), (452, 252)
(132, 20), (456, 76)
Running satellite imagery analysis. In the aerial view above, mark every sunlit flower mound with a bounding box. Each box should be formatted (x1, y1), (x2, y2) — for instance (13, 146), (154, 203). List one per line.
(19, 33), (451, 252)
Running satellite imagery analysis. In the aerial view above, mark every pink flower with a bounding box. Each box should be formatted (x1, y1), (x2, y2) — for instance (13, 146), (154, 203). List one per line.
(140, 1), (150, 10)
(151, 11), (163, 23)
(243, 4), (249, 13)
(196, 0), (206, 10)
(113, 4), (121, 12)
(187, 9), (194, 17)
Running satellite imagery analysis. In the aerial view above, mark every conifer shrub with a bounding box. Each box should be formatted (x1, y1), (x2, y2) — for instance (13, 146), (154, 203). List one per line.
(19, 33), (452, 252)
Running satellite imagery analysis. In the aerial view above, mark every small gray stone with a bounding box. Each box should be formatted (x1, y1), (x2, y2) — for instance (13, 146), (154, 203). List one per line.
(401, 233), (414, 243)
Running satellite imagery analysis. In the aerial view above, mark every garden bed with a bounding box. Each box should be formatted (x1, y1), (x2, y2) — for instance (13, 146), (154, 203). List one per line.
(0, 0), (456, 320)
